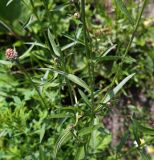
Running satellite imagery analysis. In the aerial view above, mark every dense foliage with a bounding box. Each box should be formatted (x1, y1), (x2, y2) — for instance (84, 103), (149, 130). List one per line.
(0, 0), (154, 159)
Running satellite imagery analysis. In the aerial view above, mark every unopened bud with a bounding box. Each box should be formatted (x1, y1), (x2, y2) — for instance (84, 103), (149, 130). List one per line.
(74, 12), (80, 19)
(5, 48), (18, 60)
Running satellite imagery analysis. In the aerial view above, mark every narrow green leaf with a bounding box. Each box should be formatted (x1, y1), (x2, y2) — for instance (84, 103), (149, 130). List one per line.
(0, 20), (13, 32)
(66, 74), (91, 93)
(40, 68), (91, 92)
(54, 126), (72, 157)
(0, 60), (12, 65)
(115, 0), (134, 25)
(24, 42), (49, 49)
(78, 124), (102, 137)
(78, 89), (91, 107)
(49, 113), (71, 119)
(100, 44), (117, 57)
(40, 124), (46, 143)
(61, 41), (77, 51)
(75, 145), (85, 160)
(23, 15), (34, 29)
(48, 29), (61, 57)
(6, 0), (14, 6)
(19, 43), (35, 60)
(103, 73), (135, 104)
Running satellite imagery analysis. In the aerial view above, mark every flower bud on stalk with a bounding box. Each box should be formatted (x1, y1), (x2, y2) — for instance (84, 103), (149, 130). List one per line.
(5, 48), (47, 108)
(5, 48), (18, 60)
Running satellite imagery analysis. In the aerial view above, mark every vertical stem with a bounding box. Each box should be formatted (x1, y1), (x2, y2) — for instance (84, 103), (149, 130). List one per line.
(81, 0), (95, 157)
(81, 0), (94, 109)
(123, 0), (147, 58)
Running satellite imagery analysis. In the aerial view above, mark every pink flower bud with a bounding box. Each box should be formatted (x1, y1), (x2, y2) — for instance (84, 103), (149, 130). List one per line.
(5, 48), (18, 60)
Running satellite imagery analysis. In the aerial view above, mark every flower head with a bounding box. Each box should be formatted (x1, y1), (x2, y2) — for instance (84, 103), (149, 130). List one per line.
(5, 48), (18, 60)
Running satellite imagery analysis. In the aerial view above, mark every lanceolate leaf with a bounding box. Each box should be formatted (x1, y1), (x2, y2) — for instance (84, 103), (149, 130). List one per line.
(78, 89), (91, 107)
(40, 68), (91, 93)
(40, 123), (46, 143)
(66, 74), (91, 93)
(48, 29), (61, 57)
(115, 0), (134, 25)
(54, 126), (72, 157)
(103, 73), (135, 104)
(6, 0), (14, 6)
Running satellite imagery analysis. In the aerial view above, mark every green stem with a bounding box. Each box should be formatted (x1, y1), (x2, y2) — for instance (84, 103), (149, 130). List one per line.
(81, 1), (95, 157)
(81, 0), (94, 109)
(123, 0), (147, 58)
(16, 60), (48, 108)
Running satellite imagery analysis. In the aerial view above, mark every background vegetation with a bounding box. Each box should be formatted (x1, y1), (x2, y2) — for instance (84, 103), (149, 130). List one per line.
(0, 0), (154, 159)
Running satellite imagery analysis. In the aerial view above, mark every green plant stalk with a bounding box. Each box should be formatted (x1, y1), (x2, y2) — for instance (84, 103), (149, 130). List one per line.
(81, 0), (94, 109)
(118, 0), (147, 72)
(16, 60), (48, 108)
(81, 0), (95, 157)
(123, 0), (147, 58)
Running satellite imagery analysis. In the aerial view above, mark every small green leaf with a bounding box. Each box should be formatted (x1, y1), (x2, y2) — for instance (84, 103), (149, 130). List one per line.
(40, 124), (46, 143)
(78, 89), (91, 107)
(66, 74), (91, 93)
(40, 68), (91, 92)
(100, 44), (117, 58)
(19, 43), (35, 60)
(0, 20), (12, 32)
(61, 41), (78, 51)
(6, 0), (15, 6)
(103, 73), (135, 104)
(0, 60), (12, 65)
(24, 42), (49, 49)
(115, 0), (134, 25)
(23, 15), (34, 29)
(48, 29), (61, 57)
